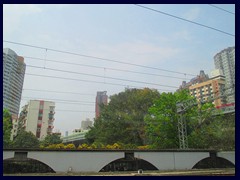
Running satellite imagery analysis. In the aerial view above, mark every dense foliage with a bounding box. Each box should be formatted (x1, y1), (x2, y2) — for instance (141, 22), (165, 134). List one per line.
(144, 90), (214, 148)
(86, 89), (234, 150)
(86, 88), (160, 146)
(12, 131), (40, 148)
(40, 134), (63, 147)
(3, 109), (13, 148)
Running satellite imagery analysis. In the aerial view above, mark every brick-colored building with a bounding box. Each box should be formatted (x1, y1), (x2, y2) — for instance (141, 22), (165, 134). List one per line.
(189, 75), (226, 107)
(95, 91), (108, 119)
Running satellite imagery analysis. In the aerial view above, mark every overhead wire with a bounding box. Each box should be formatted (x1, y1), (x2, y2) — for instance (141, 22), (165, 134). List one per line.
(20, 107), (95, 113)
(25, 72), (176, 92)
(23, 88), (95, 96)
(26, 64), (179, 88)
(21, 98), (95, 106)
(3, 40), (197, 76)
(24, 56), (191, 80)
(21, 96), (95, 104)
(208, 4), (235, 15)
(134, 4), (235, 37)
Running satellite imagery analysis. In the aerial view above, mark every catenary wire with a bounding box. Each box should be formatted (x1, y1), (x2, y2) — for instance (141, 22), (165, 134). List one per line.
(23, 88), (95, 96)
(22, 96), (95, 104)
(20, 107), (95, 113)
(27, 64), (179, 88)
(24, 56), (191, 80)
(3, 40), (197, 76)
(208, 4), (235, 15)
(21, 98), (95, 106)
(134, 4), (235, 37)
(25, 73), (175, 92)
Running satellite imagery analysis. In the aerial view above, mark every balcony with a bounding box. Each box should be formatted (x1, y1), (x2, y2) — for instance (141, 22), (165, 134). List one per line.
(48, 122), (53, 126)
(49, 111), (55, 114)
(48, 125), (54, 129)
(48, 114), (55, 120)
(48, 118), (55, 122)
(47, 128), (53, 133)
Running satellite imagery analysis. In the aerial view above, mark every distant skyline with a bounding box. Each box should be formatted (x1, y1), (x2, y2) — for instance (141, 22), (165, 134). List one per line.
(3, 4), (235, 135)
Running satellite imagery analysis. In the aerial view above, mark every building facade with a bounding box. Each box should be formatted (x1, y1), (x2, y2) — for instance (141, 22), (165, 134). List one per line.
(214, 46), (235, 103)
(189, 75), (226, 107)
(18, 100), (55, 140)
(81, 118), (93, 130)
(95, 91), (108, 119)
(178, 70), (209, 91)
(3, 48), (26, 116)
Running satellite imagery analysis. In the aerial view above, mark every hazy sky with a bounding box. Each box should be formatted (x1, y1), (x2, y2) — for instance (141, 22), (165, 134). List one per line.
(3, 4), (235, 135)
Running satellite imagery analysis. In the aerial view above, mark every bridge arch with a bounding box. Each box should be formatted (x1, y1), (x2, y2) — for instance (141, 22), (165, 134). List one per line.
(3, 157), (55, 173)
(192, 157), (235, 169)
(99, 157), (158, 172)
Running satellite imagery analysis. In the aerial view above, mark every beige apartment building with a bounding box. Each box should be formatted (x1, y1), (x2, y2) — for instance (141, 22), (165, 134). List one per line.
(189, 75), (226, 107)
(18, 100), (55, 140)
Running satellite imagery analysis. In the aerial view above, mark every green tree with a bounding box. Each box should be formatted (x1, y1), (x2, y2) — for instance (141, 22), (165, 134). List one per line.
(12, 131), (40, 148)
(188, 113), (235, 150)
(86, 88), (160, 146)
(40, 134), (63, 147)
(3, 109), (13, 148)
(144, 90), (216, 149)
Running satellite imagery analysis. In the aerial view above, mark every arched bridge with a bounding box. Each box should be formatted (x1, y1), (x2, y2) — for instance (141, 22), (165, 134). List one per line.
(3, 149), (235, 173)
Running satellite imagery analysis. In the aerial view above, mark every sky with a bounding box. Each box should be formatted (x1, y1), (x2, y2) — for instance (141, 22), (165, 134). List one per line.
(3, 4), (235, 136)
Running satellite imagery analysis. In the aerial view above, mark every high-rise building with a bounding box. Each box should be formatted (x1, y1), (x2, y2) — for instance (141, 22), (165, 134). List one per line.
(95, 91), (108, 119)
(178, 70), (209, 91)
(81, 118), (93, 130)
(3, 48), (26, 116)
(18, 100), (56, 140)
(214, 46), (235, 103)
(189, 75), (226, 107)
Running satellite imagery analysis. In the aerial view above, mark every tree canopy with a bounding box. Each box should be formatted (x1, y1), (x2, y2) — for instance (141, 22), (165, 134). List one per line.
(3, 109), (13, 148)
(144, 89), (234, 150)
(12, 131), (40, 148)
(40, 134), (63, 147)
(86, 88), (160, 146)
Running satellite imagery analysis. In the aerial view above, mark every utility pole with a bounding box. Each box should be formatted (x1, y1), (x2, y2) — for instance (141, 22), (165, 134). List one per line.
(176, 102), (188, 149)
(176, 85), (235, 149)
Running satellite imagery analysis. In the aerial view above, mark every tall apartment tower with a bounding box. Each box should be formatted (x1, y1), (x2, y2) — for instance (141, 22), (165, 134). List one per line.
(214, 46), (235, 103)
(95, 91), (108, 119)
(3, 48), (26, 116)
(18, 100), (55, 140)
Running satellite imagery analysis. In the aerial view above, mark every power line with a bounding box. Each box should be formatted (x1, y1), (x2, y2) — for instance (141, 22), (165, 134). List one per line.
(23, 88), (95, 96)
(3, 40), (196, 76)
(134, 4), (235, 37)
(25, 72), (175, 92)
(21, 107), (95, 113)
(22, 96), (95, 104)
(21, 98), (95, 106)
(27, 65), (179, 88)
(208, 4), (235, 15)
(24, 56), (191, 80)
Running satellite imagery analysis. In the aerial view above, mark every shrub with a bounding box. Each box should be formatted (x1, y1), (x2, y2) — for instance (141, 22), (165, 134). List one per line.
(64, 143), (76, 149)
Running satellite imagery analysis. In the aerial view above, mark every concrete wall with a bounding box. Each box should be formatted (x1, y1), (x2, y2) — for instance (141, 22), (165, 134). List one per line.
(134, 152), (209, 170)
(14, 151), (124, 172)
(3, 151), (14, 160)
(217, 151), (235, 165)
(3, 150), (235, 172)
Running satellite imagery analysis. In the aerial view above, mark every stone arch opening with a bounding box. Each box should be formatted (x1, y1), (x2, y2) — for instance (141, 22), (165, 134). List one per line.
(99, 157), (158, 172)
(3, 158), (55, 174)
(192, 157), (235, 169)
